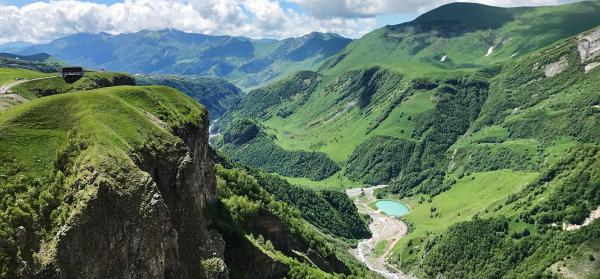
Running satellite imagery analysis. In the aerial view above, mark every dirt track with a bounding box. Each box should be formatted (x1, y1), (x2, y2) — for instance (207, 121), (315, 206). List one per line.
(0, 76), (52, 94)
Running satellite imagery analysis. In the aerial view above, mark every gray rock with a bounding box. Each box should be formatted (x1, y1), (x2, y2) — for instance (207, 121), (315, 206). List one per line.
(578, 28), (600, 63)
(544, 56), (568, 77)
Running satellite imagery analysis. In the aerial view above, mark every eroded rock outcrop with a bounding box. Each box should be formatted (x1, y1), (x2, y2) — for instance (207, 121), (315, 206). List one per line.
(37, 107), (227, 278)
(578, 28), (600, 63)
(544, 56), (568, 77)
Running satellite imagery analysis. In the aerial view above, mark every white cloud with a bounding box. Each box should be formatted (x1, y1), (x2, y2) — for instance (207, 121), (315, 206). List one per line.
(0, 0), (376, 44)
(287, 0), (577, 18)
(0, 0), (583, 44)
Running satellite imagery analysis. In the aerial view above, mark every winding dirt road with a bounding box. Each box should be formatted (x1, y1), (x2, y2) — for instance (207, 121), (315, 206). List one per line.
(0, 77), (54, 111)
(346, 185), (411, 279)
(0, 76), (53, 94)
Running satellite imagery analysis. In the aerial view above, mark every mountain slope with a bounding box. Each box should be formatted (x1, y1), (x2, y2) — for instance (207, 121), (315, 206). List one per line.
(217, 1), (600, 189)
(321, 1), (600, 76)
(20, 30), (352, 90)
(0, 85), (228, 277)
(0, 84), (375, 278)
(216, 11), (600, 277)
(136, 75), (242, 119)
(0, 53), (64, 73)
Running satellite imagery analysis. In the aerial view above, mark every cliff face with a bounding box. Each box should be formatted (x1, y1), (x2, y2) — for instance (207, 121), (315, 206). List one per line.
(0, 85), (229, 278)
(37, 110), (227, 278)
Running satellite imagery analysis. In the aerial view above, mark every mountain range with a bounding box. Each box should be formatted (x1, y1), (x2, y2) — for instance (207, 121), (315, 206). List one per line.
(19, 29), (351, 90)
(1, 1), (600, 278)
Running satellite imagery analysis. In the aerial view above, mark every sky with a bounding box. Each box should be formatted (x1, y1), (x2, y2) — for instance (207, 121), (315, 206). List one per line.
(0, 0), (582, 44)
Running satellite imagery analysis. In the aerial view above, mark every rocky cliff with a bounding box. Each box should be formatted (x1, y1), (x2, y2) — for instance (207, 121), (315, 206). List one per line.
(39, 116), (226, 278)
(0, 86), (227, 278)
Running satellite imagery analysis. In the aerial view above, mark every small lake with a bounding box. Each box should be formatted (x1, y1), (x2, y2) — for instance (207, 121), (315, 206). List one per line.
(376, 200), (409, 217)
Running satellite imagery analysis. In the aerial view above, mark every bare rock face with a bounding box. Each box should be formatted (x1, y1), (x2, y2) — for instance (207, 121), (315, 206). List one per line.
(578, 28), (600, 63)
(544, 56), (569, 77)
(38, 114), (228, 278)
(585, 62), (600, 73)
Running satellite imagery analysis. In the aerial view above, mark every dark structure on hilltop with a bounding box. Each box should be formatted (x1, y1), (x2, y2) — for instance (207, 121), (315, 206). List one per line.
(61, 66), (84, 83)
(61, 67), (84, 78)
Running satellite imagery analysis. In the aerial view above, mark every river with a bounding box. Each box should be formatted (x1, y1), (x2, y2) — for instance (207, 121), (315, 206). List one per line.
(346, 185), (412, 279)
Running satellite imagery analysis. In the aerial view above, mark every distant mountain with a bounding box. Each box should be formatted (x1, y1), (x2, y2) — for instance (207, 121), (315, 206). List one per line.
(0, 41), (33, 53)
(20, 30), (352, 90)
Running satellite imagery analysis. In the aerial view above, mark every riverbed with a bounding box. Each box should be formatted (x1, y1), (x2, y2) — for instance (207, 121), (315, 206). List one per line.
(346, 186), (412, 279)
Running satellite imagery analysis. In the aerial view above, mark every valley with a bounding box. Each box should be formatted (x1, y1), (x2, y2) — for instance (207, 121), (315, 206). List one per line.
(0, 0), (599, 278)
(347, 185), (410, 279)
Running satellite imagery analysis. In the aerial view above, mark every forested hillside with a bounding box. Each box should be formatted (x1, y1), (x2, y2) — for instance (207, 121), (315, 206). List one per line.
(215, 3), (600, 277)
(216, 1), (600, 190)
(137, 75), (242, 119)
(211, 153), (375, 277)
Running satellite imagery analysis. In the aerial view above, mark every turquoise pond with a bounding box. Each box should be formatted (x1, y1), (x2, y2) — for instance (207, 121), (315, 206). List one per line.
(376, 200), (409, 216)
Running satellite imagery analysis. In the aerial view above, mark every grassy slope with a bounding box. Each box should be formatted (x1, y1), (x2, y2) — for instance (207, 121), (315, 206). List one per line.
(0, 85), (206, 275)
(11, 71), (134, 100)
(323, 1), (600, 77)
(0, 67), (52, 85)
(393, 170), (538, 259)
(219, 1), (600, 188)
(0, 85), (203, 183)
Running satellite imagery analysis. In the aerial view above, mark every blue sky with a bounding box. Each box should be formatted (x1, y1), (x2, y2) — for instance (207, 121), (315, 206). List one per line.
(0, 0), (581, 44)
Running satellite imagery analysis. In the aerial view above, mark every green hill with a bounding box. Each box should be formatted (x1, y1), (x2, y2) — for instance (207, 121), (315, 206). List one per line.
(0, 68), (52, 87)
(11, 71), (135, 100)
(0, 86), (213, 277)
(0, 53), (64, 73)
(217, 1), (600, 189)
(0, 85), (375, 278)
(321, 1), (600, 77)
(136, 75), (242, 119)
(20, 30), (352, 90)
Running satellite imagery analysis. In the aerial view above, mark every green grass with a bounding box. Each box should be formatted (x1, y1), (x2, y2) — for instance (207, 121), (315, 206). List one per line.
(12, 71), (134, 100)
(0, 67), (53, 85)
(280, 171), (362, 190)
(322, 1), (600, 77)
(0, 85), (205, 188)
(372, 90), (435, 139)
(373, 240), (389, 258)
(392, 170), (538, 258)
